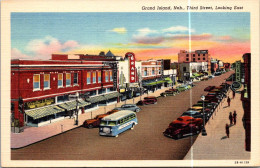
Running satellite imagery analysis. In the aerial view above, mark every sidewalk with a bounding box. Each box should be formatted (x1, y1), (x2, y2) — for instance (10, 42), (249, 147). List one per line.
(11, 86), (170, 149)
(184, 89), (250, 160)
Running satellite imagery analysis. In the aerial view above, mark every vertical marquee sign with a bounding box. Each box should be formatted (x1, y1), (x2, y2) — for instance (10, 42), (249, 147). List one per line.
(126, 52), (136, 83)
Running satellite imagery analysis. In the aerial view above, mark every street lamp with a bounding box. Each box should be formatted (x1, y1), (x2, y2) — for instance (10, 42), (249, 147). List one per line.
(69, 94), (79, 125)
(156, 79), (158, 91)
(201, 95), (207, 136)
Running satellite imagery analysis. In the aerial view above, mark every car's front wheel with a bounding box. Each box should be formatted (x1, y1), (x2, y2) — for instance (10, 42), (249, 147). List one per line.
(88, 124), (94, 128)
(135, 109), (140, 112)
(176, 134), (182, 139)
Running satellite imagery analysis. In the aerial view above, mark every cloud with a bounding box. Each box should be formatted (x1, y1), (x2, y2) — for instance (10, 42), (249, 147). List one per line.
(11, 48), (31, 59)
(24, 36), (79, 59)
(109, 27), (127, 34)
(162, 26), (195, 33)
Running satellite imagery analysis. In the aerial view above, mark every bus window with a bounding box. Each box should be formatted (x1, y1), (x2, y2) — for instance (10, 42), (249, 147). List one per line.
(108, 121), (117, 126)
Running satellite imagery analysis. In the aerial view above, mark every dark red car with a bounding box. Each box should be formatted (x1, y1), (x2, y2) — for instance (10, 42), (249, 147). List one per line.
(163, 122), (202, 139)
(83, 113), (109, 128)
(137, 96), (157, 105)
(204, 86), (215, 91)
(169, 116), (203, 127)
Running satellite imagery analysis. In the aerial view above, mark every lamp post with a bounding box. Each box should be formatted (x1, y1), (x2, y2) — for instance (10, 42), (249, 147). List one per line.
(69, 94), (79, 125)
(201, 95), (207, 136)
(156, 79), (158, 91)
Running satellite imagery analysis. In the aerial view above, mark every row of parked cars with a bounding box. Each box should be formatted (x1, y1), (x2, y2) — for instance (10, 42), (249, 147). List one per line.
(163, 82), (230, 139)
(160, 83), (195, 97)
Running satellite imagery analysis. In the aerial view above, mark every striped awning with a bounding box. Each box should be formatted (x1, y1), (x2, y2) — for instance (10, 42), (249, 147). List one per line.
(104, 92), (121, 99)
(86, 95), (107, 103)
(78, 99), (91, 107)
(25, 105), (65, 120)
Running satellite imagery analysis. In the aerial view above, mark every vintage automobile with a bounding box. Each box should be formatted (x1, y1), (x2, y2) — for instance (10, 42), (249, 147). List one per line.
(114, 104), (141, 112)
(169, 116), (203, 127)
(83, 113), (109, 128)
(205, 94), (221, 103)
(164, 116), (203, 139)
(204, 86), (216, 91)
(136, 96), (157, 105)
(176, 85), (189, 92)
(181, 110), (204, 119)
(160, 90), (176, 97)
(106, 109), (119, 115)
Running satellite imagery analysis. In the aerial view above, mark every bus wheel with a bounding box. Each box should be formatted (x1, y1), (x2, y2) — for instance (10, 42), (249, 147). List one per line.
(115, 135), (118, 138)
(131, 124), (135, 130)
(135, 109), (140, 112)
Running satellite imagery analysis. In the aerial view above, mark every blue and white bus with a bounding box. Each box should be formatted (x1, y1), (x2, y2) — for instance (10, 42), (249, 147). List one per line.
(99, 110), (138, 137)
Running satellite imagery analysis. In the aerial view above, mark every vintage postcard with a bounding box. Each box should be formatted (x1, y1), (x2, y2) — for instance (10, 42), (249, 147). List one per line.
(1, 0), (260, 167)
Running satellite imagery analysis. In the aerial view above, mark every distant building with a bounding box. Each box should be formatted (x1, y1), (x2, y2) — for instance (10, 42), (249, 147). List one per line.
(179, 62), (208, 81)
(178, 50), (211, 73)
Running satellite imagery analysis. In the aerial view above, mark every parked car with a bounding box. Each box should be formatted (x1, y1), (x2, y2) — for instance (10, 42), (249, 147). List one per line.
(83, 113), (109, 128)
(114, 104), (141, 112)
(160, 90), (176, 97)
(164, 116), (203, 139)
(169, 116), (203, 127)
(176, 85), (188, 92)
(106, 109), (119, 115)
(182, 110), (204, 119)
(137, 96), (157, 105)
(208, 75), (215, 79)
(205, 95), (221, 103)
(204, 86), (216, 91)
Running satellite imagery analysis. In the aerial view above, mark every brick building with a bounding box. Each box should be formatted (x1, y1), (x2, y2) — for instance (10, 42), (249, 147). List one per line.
(178, 50), (211, 73)
(11, 53), (120, 127)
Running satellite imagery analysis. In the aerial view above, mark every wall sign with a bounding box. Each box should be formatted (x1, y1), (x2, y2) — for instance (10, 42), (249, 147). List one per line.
(126, 52), (136, 83)
(24, 97), (55, 110)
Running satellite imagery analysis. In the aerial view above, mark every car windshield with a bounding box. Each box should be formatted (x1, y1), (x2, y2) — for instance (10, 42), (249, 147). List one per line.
(100, 121), (107, 125)
(177, 118), (183, 121)
(108, 121), (117, 126)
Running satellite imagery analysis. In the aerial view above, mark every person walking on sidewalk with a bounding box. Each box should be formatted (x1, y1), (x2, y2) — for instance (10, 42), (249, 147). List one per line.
(226, 123), (230, 138)
(227, 96), (231, 106)
(229, 112), (233, 125)
(232, 90), (236, 99)
(233, 110), (237, 125)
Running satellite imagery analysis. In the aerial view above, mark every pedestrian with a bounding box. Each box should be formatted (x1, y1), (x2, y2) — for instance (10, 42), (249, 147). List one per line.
(232, 90), (236, 99)
(227, 96), (231, 106)
(229, 112), (233, 125)
(233, 110), (237, 125)
(226, 123), (230, 138)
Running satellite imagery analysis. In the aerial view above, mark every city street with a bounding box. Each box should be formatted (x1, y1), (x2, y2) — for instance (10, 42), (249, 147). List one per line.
(11, 71), (234, 160)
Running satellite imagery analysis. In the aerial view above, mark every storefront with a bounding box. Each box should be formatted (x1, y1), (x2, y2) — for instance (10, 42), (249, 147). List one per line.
(24, 97), (90, 127)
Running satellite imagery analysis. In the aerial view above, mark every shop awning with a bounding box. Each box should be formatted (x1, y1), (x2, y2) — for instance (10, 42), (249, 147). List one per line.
(164, 77), (173, 84)
(104, 92), (121, 99)
(86, 95), (107, 103)
(25, 105), (65, 120)
(145, 79), (166, 86)
(78, 99), (91, 107)
(58, 101), (76, 111)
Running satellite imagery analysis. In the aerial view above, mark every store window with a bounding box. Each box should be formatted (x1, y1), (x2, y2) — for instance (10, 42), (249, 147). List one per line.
(44, 74), (50, 89)
(93, 71), (96, 83)
(33, 74), (40, 90)
(58, 73), (63, 87)
(110, 71), (113, 81)
(66, 73), (71, 86)
(57, 95), (69, 103)
(105, 71), (109, 82)
(73, 73), (78, 85)
(87, 72), (91, 84)
(144, 69), (147, 76)
(98, 71), (101, 83)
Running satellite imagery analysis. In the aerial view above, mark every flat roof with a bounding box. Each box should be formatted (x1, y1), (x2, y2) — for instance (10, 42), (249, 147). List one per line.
(102, 110), (135, 121)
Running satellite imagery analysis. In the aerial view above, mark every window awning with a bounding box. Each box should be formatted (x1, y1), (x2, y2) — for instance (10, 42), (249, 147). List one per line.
(104, 92), (121, 99)
(25, 105), (65, 120)
(58, 100), (90, 110)
(86, 95), (107, 103)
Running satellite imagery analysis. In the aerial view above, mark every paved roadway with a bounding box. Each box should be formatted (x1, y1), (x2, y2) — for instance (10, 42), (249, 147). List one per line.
(11, 71), (234, 160)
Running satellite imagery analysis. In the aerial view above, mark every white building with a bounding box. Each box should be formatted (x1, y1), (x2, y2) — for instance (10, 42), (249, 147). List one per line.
(179, 62), (208, 81)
